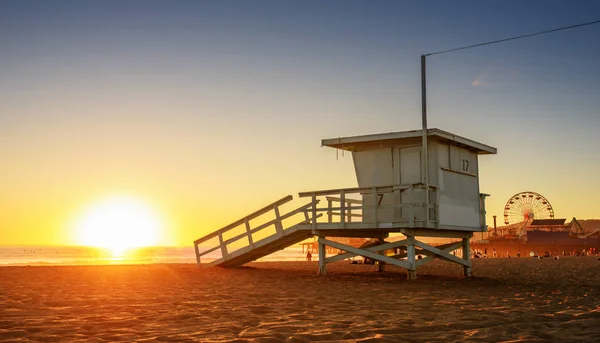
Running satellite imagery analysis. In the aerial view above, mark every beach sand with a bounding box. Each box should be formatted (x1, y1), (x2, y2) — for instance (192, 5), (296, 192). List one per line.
(1, 257), (599, 342)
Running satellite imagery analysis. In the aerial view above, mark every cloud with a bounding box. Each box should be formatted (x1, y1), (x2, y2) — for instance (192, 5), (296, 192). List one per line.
(471, 68), (519, 88)
(471, 78), (485, 87)
(471, 73), (487, 87)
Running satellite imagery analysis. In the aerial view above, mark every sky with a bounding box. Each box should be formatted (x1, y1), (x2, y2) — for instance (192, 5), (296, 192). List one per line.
(1, 0), (599, 246)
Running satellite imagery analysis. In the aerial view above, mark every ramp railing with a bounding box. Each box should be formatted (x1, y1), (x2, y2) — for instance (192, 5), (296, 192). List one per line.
(193, 195), (319, 265)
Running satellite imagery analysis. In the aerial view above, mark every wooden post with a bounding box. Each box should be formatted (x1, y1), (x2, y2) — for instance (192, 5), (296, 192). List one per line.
(377, 237), (385, 272)
(407, 235), (416, 280)
(218, 232), (228, 260)
(348, 200), (352, 223)
(311, 193), (317, 234)
(340, 190), (346, 228)
(318, 237), (327, 275)
(245, 218), (254, 248)
(327, 198), (333, 223)
(480, 193), (488, 230)
(194, 243), (201, 266)
(424, 186), (430, 228)
(274, 205), (284, 236)
(434, 189), (440, 229)
(372, 187), (378, 226)
(408, 185), (414, 227)
(462, 237), (472, 277)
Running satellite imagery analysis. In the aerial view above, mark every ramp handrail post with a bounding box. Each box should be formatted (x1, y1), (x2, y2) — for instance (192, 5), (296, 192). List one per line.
(194, 242), (201, 266)
(327, 198), (333, 223)
(218, 232), (228, 260)
(245, 218), (254, 248)
(274, 205), (284, 236)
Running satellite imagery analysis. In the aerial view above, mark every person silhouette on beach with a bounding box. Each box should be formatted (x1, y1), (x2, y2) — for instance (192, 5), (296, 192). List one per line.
(306, 251), (312, 261)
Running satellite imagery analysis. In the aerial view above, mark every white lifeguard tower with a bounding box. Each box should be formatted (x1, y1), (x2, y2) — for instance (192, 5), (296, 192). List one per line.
(193, 127), (496, 279)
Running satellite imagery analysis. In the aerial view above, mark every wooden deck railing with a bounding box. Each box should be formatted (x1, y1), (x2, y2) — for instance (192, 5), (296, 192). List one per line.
(325, 196), (363, 223)
(193, 195), (319, 265)
(298, 183), (439, 229)
(479, 193), (489, 231)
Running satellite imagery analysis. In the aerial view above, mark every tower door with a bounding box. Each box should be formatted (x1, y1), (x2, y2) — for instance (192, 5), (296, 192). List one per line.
(399, 146), (421, 184)
(398, 146), (425, 225)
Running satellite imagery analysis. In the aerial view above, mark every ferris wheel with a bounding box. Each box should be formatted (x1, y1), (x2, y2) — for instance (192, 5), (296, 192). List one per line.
(503, 191), (554, 226)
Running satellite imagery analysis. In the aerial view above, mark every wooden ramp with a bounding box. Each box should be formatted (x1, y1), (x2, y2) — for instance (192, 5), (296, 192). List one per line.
(193, 195), (319, 268)
(209, 226), (312, 267)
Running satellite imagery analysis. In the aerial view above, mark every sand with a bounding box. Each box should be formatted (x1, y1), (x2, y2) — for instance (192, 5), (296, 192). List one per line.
(1, 257), (599, 342)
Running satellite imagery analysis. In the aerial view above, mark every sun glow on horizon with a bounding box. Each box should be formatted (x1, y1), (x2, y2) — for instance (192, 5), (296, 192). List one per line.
(74, 195), (165, 256)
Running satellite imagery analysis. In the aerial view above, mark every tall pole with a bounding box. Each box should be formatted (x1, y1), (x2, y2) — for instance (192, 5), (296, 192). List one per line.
(421, 55), (430, 224)
(419, 20), (600, 230)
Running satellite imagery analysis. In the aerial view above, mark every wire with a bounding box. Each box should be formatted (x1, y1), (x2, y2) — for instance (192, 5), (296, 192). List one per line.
(425, 19), (600, 56)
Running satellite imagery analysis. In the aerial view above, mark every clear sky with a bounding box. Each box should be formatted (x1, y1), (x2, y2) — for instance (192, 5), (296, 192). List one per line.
(1, 0), (599, 246)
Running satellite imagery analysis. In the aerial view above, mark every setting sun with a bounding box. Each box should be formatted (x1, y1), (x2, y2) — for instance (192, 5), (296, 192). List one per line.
(74, 195), (164, 256)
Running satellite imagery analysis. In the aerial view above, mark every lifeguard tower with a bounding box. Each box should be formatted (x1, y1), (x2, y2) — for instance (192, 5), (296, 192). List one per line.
(193, 128), (496, 279)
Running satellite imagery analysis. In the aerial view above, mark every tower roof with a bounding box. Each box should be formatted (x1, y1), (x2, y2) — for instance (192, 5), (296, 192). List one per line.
(322, 128), (497, 154)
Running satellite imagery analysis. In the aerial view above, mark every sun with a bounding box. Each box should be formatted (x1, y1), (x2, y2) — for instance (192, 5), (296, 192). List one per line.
(75, 195), (164, 256)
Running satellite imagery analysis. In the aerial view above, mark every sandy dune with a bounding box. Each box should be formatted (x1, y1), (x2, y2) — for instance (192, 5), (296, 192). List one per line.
(1, 257), (599, 342)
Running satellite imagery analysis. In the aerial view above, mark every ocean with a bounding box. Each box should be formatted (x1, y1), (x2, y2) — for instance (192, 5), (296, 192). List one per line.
(0, 245), (308, 266)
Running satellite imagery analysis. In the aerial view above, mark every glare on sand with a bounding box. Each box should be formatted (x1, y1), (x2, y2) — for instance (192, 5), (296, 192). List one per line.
(73, 195), (165, 256)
